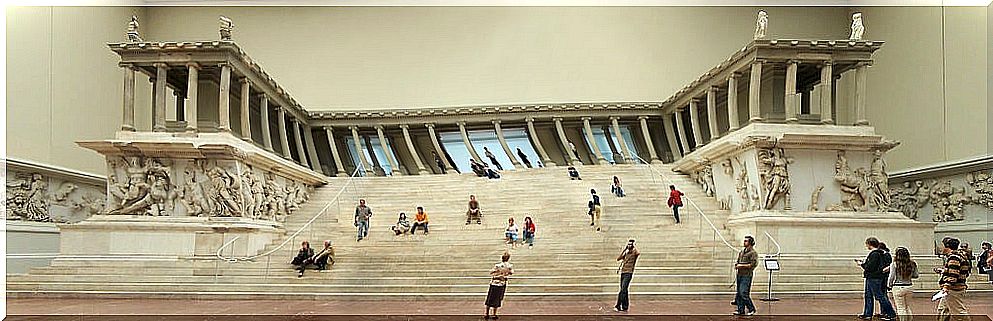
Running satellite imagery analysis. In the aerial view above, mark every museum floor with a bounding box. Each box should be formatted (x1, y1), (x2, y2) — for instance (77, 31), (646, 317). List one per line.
(7, 294), (993, 318)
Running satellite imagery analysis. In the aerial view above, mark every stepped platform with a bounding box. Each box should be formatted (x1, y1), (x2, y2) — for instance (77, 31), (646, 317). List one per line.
(8, 164), (987, 299)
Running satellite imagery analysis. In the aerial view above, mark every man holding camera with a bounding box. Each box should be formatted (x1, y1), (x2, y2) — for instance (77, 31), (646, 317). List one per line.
(614, 239), (640, 312)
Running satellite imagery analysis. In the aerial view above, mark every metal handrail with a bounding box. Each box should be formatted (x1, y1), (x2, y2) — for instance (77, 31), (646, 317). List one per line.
(630, 155), (738, 253)
(764, 231), (782, 258)
(215, 166), (363, 262)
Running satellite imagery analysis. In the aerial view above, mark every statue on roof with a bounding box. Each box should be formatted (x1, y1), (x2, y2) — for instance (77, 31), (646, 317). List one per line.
(754, 10), (768, 40)
(219, 15), (234, 41)
(849, 12), (864, 40)
(126, 15), (142, 42)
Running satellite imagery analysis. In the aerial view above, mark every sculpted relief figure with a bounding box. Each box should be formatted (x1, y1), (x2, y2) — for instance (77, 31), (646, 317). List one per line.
(205, 166), (243, 217)
(107, 157), (176, 216)
(5, 173), (51, 221)
(828, 150), (891, 212)
(264, 173), (287, 221)
(242, 170), (267, 220)
(868, 150), (890, 209)
(808, 186), (824, 212)
(126, 15), (142, 42)
(754, 10), (768, 40)
(181, 164), (209, 217)
(849, 12), (865, 41)
(219, 15), (234, 41)
(758, 148), (793, 210)
(965, 170), (993, 210)
(695, 163), (716, 197)
(888, 180), (929, 219)
(732, 157), (759, 212)
(929, 181), (971, 222)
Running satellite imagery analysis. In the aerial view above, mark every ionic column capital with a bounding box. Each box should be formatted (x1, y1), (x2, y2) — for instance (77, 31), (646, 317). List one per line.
(119, 62), (136, 69)
(637, 115), (650, 121)
(728, 71), (741, 79)
(239, 77), (250, 85)
(456, 121), (467, 127)
(424, 123), (435, 129)
(348, 125), (359, 131)
(399, 124), (410, 130)
(374, 124), (385, 130)
(820, 60), (834, 66)
(153, 62), (168, 69)
(185, 62), (201, 69)
(690, 97), (702, 104)
(580, 116), (592, 121)
(525, 116), (536, 123)
(552, 117), (564, 122)
(491, 119), (502, 125)
(608, 116), (620, 121)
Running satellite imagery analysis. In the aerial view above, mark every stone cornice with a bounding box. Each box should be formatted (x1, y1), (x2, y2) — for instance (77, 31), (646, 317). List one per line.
(307, 102), (663, 127)
(888, 154), (993, 183)
(3, 157), (106, 187)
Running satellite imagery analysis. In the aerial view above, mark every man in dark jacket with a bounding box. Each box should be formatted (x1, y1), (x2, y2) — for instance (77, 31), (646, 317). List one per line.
(856, 237), (896, 320)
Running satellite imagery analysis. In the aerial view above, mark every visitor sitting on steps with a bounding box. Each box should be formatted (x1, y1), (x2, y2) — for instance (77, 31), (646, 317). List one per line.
(505, 217), (520, 247)
(410, 207), (429, 235)
(611, 176), (625, 197)
(568, 166), (582, 180)
(291, 241), (314, 278)
(312, 240), (335, 271)
(466, 195), (482, 225)
(392, 212), (411, 235)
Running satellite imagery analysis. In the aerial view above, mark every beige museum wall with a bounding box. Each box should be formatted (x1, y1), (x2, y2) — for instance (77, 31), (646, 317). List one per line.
(6, 6), (149, 174)
(858, 6), (989, 171)
(141, 6), (850, 110)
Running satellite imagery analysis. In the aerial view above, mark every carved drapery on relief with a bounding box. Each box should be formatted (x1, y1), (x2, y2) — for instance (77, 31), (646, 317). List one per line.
(828, 150), (891, 212)
(694, 162), (715, 197)
(808, 186), (824, 211)
(888, 180), (930, 219)
(732, 157), (760, 212)
(929, 181), (971, 222)
(106, 157), (177, 216)
(757, 148), (793, 210)
(5, 171), (105, 223)
(966, 171), (993, 210)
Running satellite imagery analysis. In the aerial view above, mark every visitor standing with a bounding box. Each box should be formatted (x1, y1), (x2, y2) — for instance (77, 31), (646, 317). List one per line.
(979, 242), (992, 284)
(934, 237), (972, 320)
(879, 242), (893, 294)
(733, 236), (758, 316)
(887, 247), (918, 320)
(611, 176), (625, 197)
(523, 216), (536, 248)
(590, 189), (602, 231)
(568, 166), (582, 180)
(466, 195), (482, 225)
(432, 151), (447, 174)
(855, 236), (896, 320)
(354, 199), (372, 242)
(666, 185), (684, 224)
(614, 239), (639, 312)
(568, 141), (579, 160)
(484, 147), (503, 171)
(517, 148), (532, 168)
(410, 206), (429, 235)
(484, 252), (514, 319)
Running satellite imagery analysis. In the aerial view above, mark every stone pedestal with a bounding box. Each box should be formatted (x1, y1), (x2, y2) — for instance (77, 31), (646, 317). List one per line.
(59, 215), (283, 258)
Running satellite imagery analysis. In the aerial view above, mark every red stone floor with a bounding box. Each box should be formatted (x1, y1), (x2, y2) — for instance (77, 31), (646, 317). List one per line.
(5, 294), (993, 320)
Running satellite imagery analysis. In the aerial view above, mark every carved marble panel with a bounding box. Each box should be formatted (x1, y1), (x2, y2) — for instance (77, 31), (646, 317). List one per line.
(4, 162), (106, 223)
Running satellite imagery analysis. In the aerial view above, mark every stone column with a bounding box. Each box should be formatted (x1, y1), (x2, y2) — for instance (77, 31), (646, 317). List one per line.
(603, 125), (622, 163)
(303, 125), (323, 174)
(688, 99), (704, 149)
(638, 116), (660, 164)
(259, 95), (273, 151)
(785, 60), (799, 123)
(153, 63), (168, 132)
(727, 73), (740, 131)
(582, 117), (607, 165)
(239, 78), (252, 140)
(364, 135), (385, 176)
(376, 125), (401, 175)
(458, 121), (482, 162)
(292, 120), (309, 167)
(121, 64), (136, 131)
(553, 118), (579, 165)
(401, 124), (430, 175)
(525, 117), (555, 167)
(184, 63), (199, 133)
(610, 117), (633, 163)
(748, 60), (764, 122)
(425, 123), (453, 172)
(218, 64), (232, 132)
(662, 113), (682, 161)
(350, 126), (372, 173)
(819, 61), (834, 124)
(674, 109), (692, 153)
(277, 109), (291, 157)
(173, 91), (185, 122)
(492, 120), (522, 167)
(323, 127), (348, 177)
(854, 63), (870, 126)
(706, 86), (720, 141)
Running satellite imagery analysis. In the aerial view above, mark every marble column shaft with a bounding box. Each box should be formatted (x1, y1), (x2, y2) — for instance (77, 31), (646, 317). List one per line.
(425, 124), (453, 171)
(727, 73), (740, 131)
(638, 116), (660, 163)
(526, 117), (555, 167)
(324, 127), (348, 177)
(458, 122), (482, 162)
(153, 63), (167, 132)
(376, 126), (401, 175)
(662, 113), (682, 161)
(553, 118), (579, 165)
(785, 60), (799, 123)
(492, 120), (521, 167)
(748, 61), (763, 122)
(277, 109), (291, 157)
(854, 64), (870, 126)
(819, 62), (834, 124)
(402, 125), (430, 175)
(259, 95), (273, 151)
(184, 63), (199, 133)
(688, 99), (704, 148)
(303, 125), (323, 173)
(706, 86), (719, 141)
(582, 117), (607, 165)
(121, 65), (136, 131)
(218, 64), (232, 132)
(610, 117), (632, 162)
(350, 126), (372, 172)
(674, 109), (692, 153)
(292, 120), (309, 167)
(239, 78), (252, 140)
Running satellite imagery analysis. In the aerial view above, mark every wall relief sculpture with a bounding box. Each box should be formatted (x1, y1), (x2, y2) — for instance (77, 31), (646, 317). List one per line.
(757, 148), (793, 210)
(928, 180), (971, 222)
(5, 171), (105, 223)
(808, 185), (824, 212)
(965, 170), (993, 210)
(106, 157), (178, 216)
(731, 157), (760, 212)
(888, 180), (930, 219)
(827, 150), (891, 212)
(694, 163), (715, 197)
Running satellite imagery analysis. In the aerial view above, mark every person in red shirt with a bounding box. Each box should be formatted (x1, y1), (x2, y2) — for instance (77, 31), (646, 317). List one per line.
(523, 216), (537, 248)
(666, 185), (684, 224)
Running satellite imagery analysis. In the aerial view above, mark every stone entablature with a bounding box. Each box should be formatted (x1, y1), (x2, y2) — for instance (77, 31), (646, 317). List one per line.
(887, 155), (993, 223)
(308, 102), (662, 125)
(3, 158), (107, 223)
